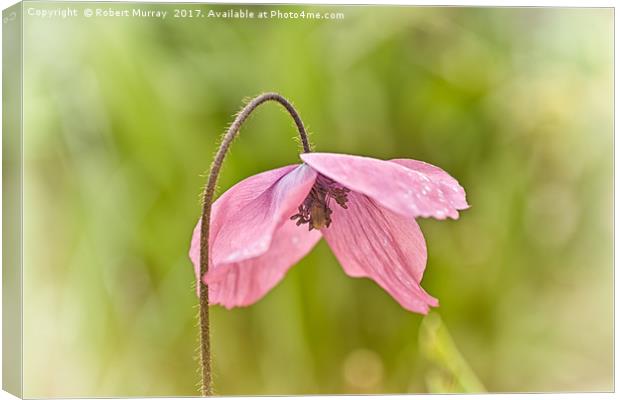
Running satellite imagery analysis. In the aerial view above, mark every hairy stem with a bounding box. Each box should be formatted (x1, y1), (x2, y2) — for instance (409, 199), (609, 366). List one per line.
(198, 93), (311, 396)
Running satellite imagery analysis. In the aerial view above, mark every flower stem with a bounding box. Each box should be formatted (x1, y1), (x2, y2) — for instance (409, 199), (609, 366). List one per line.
(198, 93), (311, 396)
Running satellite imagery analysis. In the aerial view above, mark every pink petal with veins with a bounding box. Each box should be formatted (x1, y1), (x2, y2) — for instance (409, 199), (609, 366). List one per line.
(189, 163), (317, 287)
(301, 152), (466, 220)
(390, 158), (469, 211)
(321, 191), (438, 314)
(207, 218), (322, 308)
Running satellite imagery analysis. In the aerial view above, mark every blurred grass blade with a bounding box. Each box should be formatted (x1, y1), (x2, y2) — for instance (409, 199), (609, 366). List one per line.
(419, 312), (485, 393)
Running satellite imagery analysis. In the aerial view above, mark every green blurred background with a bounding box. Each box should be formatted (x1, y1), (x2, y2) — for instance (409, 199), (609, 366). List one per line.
(20, 3), (612, 397)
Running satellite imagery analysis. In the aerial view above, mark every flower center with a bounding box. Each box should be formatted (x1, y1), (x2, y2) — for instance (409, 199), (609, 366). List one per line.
(290, 176), (350, 231)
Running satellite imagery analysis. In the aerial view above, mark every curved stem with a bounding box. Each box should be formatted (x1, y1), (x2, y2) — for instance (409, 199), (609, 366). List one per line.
(198, 93), (311, 396)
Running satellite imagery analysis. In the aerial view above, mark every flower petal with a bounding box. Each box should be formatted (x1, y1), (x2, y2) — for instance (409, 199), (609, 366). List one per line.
(301, 152), (466, 220)
(189, 163), (317, 286)
(390, 158), (469, 211)
(206, 219), (322, 308)
(211, 163), (317, 267)
(321, 191), (438, 314)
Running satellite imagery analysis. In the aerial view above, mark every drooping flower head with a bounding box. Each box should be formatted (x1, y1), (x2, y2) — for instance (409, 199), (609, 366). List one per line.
(190, 152), (468, 314)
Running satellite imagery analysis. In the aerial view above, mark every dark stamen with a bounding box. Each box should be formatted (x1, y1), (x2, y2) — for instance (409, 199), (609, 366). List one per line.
(291, 177), (350, 230)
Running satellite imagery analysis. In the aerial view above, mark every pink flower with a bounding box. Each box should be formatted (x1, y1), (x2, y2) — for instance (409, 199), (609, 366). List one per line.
(189, 152), (468, 314)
